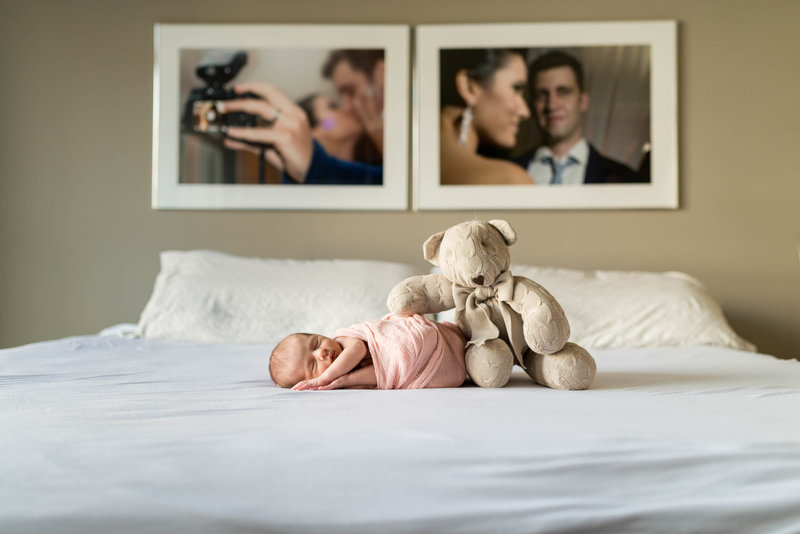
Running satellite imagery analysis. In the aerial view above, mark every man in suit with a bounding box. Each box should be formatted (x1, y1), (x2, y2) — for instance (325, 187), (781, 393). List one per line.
(520, 50), (644, 185)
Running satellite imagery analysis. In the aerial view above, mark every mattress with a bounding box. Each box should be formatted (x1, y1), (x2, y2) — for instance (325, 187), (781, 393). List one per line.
(2, 333), (799, 533)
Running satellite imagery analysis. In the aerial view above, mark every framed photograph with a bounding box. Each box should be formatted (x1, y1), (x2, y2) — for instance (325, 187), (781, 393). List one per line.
(153, 24), (409, 210)
(415, 21), (677, 210)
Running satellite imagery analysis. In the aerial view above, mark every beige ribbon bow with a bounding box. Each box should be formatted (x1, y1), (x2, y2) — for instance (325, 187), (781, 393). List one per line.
(452, 270), (527, 364)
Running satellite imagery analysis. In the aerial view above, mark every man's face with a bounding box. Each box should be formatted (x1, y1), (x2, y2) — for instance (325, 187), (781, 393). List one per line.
(532, 65), (589, 145)
(330, 60), (383, 121)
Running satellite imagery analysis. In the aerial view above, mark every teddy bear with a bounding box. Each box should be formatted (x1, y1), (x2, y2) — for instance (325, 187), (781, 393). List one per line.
(387, 219), (596, 390)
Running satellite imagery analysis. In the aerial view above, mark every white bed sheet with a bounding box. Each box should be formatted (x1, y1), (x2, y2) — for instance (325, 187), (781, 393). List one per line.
(2, 334), (799, 533)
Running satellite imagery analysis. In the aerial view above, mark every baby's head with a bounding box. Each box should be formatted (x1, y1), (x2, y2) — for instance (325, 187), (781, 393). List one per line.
(269, 333), (342, 388)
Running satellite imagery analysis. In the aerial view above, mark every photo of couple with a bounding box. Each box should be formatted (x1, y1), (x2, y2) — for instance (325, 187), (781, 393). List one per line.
(438, 46), (652, 186)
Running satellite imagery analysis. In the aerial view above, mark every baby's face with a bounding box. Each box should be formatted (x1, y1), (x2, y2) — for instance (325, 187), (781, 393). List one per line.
(282, 334), (342, 385)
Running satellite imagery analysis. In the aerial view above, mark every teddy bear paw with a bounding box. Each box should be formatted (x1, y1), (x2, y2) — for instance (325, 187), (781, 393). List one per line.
(465, 339), (515, 388)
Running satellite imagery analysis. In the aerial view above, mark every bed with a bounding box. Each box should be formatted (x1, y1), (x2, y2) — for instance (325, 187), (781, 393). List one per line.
(2, 251), (799, 533)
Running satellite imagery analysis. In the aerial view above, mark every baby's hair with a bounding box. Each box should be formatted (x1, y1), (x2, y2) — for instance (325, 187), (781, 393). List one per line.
(269, 333), (310, 388)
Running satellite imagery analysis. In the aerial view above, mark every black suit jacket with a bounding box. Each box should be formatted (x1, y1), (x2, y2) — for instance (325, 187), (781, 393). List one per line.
(517, 143), (647, 184)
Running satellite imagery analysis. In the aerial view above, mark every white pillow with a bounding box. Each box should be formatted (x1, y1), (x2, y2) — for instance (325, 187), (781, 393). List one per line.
(510, 265), (756, 351)
(136, 251), (420, 344)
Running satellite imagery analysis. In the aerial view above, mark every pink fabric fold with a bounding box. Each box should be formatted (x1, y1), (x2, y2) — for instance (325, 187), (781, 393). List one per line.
(334, 314), (467, 389)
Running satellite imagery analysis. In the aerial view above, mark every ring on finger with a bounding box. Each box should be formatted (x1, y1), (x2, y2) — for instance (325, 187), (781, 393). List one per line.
(271, 108), (282, 123)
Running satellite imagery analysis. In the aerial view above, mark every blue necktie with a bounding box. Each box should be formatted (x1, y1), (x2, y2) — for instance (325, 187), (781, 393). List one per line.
(544, 156), (577, 185)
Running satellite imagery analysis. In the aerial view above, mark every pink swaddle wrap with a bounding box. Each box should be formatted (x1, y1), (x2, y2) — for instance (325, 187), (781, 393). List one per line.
(334, 314), (467, 389)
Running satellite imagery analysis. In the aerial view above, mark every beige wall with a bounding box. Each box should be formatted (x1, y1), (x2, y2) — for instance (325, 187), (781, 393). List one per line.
(1, 0), (798, 359)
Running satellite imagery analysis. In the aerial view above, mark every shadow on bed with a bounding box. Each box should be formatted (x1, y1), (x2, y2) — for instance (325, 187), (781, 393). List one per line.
(590, 371), (722, 390)
(480, 369), (723, 390)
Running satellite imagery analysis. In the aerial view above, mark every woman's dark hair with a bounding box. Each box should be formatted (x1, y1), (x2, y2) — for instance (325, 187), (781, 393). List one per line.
(296, 93), (319, 128)
(439, 48), (527, 107)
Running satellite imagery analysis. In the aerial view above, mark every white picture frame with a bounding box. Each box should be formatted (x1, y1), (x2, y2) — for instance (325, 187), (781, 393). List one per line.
(153, 24), (409, 210)
(415, 21), (678, 210)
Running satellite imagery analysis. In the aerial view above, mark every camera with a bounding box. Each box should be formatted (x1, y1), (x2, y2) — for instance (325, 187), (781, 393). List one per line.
(182, 50), (264, 134)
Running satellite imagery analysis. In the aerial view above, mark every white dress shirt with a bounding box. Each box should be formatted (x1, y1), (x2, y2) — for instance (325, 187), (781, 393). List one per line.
(526, 138), (590, 186)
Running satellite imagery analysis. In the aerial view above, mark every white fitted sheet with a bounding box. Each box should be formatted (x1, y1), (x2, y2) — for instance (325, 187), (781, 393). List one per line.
(2, 334), (799, 533)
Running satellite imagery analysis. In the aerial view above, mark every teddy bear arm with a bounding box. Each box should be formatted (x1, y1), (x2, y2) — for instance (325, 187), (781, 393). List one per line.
(510, 277), (571, 354)
(387, 273), (455, 316)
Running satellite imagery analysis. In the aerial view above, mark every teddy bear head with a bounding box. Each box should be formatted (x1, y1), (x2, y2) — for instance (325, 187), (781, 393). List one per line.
(423, 219), (517, 288)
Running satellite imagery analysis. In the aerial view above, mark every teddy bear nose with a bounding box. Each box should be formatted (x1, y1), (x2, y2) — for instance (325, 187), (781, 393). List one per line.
(472, 275), (485, 286)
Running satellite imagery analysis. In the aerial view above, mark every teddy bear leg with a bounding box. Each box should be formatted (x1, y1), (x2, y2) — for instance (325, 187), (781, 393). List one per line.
(521, 342), (597, 390)
(465, 338), (515, 388)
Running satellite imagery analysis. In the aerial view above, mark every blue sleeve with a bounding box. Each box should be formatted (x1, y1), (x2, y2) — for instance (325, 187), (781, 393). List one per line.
(283, 141), (383, 185)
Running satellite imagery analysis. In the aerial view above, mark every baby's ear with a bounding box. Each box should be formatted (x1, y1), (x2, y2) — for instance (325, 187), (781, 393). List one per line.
(423, 231), (446, 266)
(488, 219), (517, 246)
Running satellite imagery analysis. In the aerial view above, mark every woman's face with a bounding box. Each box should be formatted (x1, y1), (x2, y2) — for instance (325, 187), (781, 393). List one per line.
(471, 55), (531, 148)
(311, 95), (362, 141)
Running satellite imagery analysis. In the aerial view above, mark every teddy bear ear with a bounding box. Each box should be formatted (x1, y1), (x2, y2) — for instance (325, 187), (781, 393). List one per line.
(423, 231), (446, 266)
(488, 219), (517, 246)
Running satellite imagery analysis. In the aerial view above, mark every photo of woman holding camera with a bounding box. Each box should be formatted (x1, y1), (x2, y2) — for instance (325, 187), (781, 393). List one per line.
(221, 81), (381, 185)
(180, 48), (385, 186)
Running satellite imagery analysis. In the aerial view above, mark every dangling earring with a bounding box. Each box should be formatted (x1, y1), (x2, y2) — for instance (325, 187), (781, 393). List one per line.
(458, 106), (473, 145)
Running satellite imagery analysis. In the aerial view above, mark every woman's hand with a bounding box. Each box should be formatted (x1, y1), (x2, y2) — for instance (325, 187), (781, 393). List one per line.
(221, 82), (314, 182)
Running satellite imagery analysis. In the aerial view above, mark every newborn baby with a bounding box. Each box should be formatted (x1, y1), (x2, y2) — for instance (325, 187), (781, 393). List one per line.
(269, 314), (467, 390)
